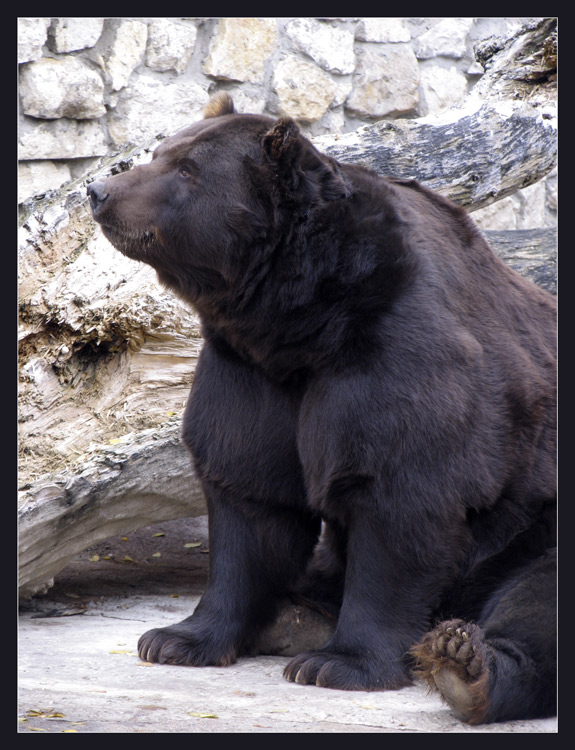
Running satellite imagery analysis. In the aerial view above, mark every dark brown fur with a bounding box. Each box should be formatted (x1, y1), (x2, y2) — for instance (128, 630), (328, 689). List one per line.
(88, 95), (556, 723)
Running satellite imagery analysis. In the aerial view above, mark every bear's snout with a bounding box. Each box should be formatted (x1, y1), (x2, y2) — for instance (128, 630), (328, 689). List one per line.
(87, 180), (110, 215)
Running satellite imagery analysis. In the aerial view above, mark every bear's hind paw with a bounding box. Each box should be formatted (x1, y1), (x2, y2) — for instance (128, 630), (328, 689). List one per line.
(410, 619), (490, 724)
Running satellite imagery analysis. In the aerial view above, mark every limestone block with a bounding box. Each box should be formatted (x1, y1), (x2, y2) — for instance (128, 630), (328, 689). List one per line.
(272, 56), (336, 122)
(19, 57), (106, 120)
(18, 17), (51, 63)
(468, 17), (525, 42)
(107, 76), (210, 147)
(48, 17), (104, 53)
(18, 160), (71, 203)
(418, 64), (468, 115)
(355, 18), (411, 43)
(146, 19), (197, 73)
(472, 197), (519, 230)
(515, 180), (550, 229)
(473, 177), (555, 231)
(285, 18), (355, 74)
(413, 18), (474, 59)
(203, 18), (277, 83)
(310, 106), (346, 136)
(466, 61), (485, 76)
(346, 46), (419, 118)
(332, 76), (354, 107)
(225, 89), (267, 115)
(18, 117), (109, 160)
(545, 170), (557, 215)
(104, 19), (148, 91)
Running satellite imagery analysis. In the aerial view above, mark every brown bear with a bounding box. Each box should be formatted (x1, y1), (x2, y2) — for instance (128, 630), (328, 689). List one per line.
(88, 93), (556, 724)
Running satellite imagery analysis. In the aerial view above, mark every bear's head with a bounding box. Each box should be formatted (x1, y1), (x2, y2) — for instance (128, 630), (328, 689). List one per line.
(87, 94), (351, 304)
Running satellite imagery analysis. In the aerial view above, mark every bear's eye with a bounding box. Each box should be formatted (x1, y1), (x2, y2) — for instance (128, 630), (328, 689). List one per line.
(178, 165), (192, 180)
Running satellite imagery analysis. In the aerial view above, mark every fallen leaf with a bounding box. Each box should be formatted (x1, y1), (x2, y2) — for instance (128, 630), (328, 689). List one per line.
(62, 729), (79, 733)
(122, 555), (137, 563)
(188, 712), (218, 719)
(27, 710), (65, 718)
(138, 662), (155, 667)
(27, 726), (47, 731)
(121, 537), (128, 541)
(152, 552), (161, 558)
(138, 705), (167, 711)
(88, 555), (100, 562)
(152, 532), (165, 537)
(109, 649), (133, 654)
(184, 542), (201, 548)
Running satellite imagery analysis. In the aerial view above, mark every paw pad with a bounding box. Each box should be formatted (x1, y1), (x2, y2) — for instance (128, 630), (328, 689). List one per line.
(410, 619), (490, 723)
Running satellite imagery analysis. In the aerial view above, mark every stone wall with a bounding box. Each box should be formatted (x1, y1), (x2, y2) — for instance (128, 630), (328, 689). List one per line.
(18, 17), (557, 229)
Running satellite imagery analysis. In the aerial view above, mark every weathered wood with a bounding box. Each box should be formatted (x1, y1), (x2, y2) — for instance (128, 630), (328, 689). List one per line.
(485, 228), (557, 295)
(19, 145), (202, 487)
(18, 19), (557, 597)
(315, 99), (556, 212)
(18, 421), (200, 597)
(314, 18), (557, 212)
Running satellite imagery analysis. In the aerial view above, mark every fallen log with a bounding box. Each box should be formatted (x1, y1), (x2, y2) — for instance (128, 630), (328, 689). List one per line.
(18, 422), (198, 597)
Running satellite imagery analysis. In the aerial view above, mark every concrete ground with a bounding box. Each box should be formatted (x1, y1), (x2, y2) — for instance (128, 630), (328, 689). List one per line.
(18, 517), (557, 734)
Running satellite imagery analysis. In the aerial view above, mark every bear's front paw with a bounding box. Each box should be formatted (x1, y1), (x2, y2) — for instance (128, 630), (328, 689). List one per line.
(137, 624), (237, 667)
(283, 649), (410, 691)
(410, 619), (490, 723)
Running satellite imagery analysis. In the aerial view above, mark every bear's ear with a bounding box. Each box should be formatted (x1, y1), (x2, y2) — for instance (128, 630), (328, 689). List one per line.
(261, 118), (351, 203)
(203, 92), (235, 119)
(261, 117), (301, 163)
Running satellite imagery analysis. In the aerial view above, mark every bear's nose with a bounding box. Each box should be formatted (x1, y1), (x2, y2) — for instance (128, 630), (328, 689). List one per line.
(87, 180), (109, 212)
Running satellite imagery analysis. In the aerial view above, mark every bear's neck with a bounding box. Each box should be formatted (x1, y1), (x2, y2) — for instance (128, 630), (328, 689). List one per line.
(199, 299), (351, 381)
(193, 239), (395, 382)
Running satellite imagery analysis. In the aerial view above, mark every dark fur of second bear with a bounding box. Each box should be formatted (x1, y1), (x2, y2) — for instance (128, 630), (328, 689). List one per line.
(87, 92), (556, 722)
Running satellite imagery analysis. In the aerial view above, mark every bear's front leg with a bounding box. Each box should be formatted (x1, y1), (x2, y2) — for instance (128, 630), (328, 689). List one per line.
(139, 484), (320, 666)
(284, 507), (458, 690)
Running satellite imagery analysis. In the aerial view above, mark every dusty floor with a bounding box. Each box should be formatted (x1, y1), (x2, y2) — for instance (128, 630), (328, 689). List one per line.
(18, 517), (558, 733)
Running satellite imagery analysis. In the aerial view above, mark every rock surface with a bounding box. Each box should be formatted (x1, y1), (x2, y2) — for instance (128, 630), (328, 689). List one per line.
(18, 518), (558, 733)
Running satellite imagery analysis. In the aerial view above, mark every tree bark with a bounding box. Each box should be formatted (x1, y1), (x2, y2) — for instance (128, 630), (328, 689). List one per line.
(18, 18), (557, 597)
